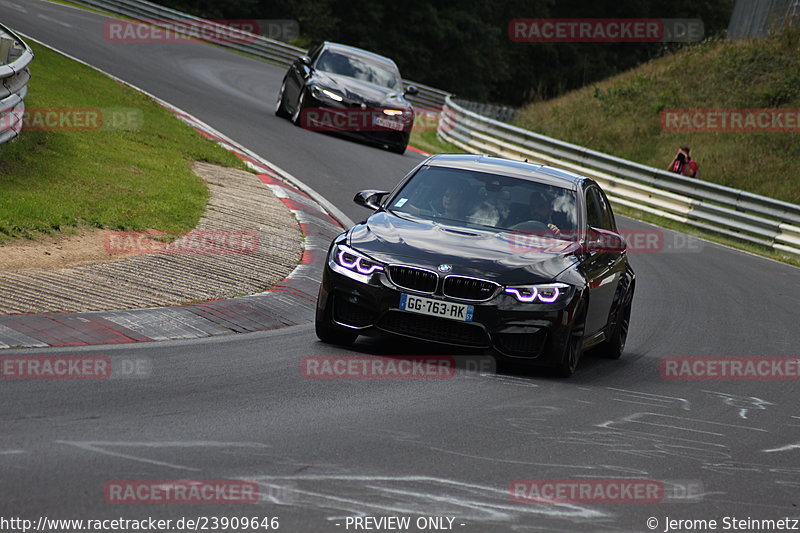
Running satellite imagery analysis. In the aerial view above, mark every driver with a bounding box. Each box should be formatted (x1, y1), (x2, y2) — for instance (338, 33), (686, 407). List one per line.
(528, 191), (561, 237)
(438, 185), (465, 219)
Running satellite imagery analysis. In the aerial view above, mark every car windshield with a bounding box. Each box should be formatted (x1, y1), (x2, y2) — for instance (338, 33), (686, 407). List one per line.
(389, 166), (579, 239)
(315, 50), (403, 91)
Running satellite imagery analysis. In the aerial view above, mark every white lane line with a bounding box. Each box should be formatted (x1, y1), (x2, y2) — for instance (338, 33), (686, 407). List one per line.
(57, 440), (271, 471)
(36, 13), (72, 27)
(0, 0), (27, 14)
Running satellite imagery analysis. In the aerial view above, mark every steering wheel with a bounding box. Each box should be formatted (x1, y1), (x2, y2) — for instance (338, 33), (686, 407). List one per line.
(508, 220), (548, 231)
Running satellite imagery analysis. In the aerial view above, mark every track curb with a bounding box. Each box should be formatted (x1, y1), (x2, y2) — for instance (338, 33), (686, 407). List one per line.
(0, 37), (346, 350)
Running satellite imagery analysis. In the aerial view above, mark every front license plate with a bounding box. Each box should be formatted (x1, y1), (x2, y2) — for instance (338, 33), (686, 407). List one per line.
(374, 116), (404, 131)
(398, 294), (473, 322)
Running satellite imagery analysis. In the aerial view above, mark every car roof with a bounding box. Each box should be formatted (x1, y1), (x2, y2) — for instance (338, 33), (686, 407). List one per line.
(424, 154), (588, 190)
(321, 42), (398, 68)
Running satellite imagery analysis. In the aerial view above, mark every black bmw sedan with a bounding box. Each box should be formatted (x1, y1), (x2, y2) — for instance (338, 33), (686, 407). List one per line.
(315, 154), (635, 376)
(276, 41), (418, 154)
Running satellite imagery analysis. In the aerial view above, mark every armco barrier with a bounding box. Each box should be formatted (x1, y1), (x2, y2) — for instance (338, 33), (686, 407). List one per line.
(60, 0), (800, 258)
(438, 96), (800, 257)
(0, 24), (33, 146)
(69, 0), (451, 111)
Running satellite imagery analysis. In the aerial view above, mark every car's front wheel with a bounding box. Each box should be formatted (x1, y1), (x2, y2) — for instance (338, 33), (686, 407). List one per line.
(315, 316), (358, 346)
(291, 89), (307, 127)
(275, 80), (289, 118)
(596, 284), (634, 360)
(554, 301), (586, 377)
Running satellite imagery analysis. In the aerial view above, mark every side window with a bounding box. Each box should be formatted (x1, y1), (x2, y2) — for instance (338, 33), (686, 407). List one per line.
(585, 188), (604, 229)
(585, 186), (615, 230)
(308, 44), (323, 64)
(595, 188), (616, 231)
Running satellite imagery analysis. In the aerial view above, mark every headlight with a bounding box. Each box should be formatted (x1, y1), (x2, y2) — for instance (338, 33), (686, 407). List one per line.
(330, 244), (384, 283)
(312, 86), (343, 102)
(504, 283), (571, 304)
(383, 109), (404, 116)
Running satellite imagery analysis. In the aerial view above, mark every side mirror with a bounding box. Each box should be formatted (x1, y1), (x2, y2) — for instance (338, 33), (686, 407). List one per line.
(404, 85), (419, 96)
(298, 55), (311, 66)
(354, 190), (389, 211)
(586, 227), (626, 254)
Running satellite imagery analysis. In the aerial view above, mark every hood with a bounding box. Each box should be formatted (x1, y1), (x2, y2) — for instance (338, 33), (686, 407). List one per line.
(347, 212), (579, 285)
(313, 71), (410, 108)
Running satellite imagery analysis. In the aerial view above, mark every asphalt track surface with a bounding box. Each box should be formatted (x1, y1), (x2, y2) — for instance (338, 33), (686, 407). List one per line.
(2, 2), (800, 531)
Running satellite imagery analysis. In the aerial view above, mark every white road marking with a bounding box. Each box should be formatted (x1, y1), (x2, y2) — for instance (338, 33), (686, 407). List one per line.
(36, 13), (72, 27)
(57, 441), (271, 471)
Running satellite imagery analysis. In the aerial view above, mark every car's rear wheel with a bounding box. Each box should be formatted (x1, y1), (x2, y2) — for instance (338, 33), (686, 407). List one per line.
(554, 302), (586, 377)
(596, 285), (633, 360)
(275, 80), (289, 118)
(291, 89), (307, 127)
(315, 316), (358, 346)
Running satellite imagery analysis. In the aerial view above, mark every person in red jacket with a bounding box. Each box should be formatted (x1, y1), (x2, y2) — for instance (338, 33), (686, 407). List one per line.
(668, 146), (699, 177)
(682, 146), (699, 177)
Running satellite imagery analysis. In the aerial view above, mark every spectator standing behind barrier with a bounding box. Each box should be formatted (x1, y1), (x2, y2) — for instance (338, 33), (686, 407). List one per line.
(668, 146), (699, 177)
(682, 146), (699, 177)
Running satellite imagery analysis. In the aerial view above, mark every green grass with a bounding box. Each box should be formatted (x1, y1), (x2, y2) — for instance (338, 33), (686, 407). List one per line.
(515, 30), (800, 205)
(410, 127), (466, 155)
(0, 41), (245, 244)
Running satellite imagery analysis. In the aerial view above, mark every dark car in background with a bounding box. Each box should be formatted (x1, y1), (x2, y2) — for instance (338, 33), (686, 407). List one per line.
(276, 41), (418, 154)
(315, 154), (636, 376)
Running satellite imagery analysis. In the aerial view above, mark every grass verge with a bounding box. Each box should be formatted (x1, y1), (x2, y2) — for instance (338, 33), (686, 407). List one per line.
(515, 30), (800, 205)
(0, 40), (245, 244)
(409, 128), (466, 155)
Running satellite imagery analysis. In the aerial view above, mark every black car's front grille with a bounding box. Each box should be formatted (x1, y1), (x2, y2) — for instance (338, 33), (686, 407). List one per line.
(495, 330), (548, 357)
(332, 294), (374, 328)
(388, 266), (438, 293)
(443, 276), (499, 301)
(378, 311), (489, 347)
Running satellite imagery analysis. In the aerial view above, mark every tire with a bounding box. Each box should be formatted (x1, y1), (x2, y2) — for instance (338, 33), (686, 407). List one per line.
(554, 302), (586, 377)
(388, 143), (407, 154)
(315, 317), (358, 346)
(290, 89), (307, 127)
(275, 80), (289, 118)
(596, 286), (633, 360)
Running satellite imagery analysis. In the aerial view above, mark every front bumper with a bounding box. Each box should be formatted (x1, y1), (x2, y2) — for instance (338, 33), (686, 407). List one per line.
(316, 261), (581, 364)
(303, 95), (412, 148)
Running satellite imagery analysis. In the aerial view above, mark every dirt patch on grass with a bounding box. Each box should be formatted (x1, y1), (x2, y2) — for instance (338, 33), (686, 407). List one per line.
(0, 229), (137, 271)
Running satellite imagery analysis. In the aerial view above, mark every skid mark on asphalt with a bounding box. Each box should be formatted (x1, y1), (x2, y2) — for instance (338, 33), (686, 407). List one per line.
(763, 442), (800, 453)
(243, 475), (605, 523)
